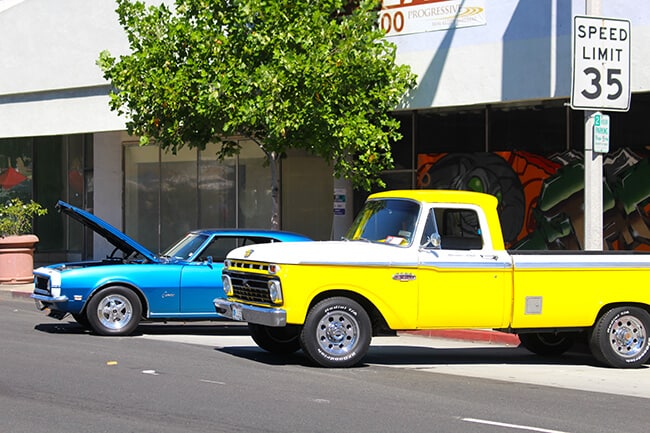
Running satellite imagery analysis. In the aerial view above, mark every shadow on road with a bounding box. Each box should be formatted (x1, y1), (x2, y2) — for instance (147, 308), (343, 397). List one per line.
(34, 320), (250, 337)
(215, 342), (612, 369)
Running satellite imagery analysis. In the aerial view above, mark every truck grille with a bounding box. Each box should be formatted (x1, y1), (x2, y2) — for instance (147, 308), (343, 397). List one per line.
(226, 271), (275, 304)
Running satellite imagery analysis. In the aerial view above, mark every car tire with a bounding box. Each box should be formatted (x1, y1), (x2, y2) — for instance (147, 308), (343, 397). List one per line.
(518, 332), (575, 356)
(299, 297), (371, 368)
(248, 323), (302, 354)
(86, 286), (142, 336)
(72, 313), (90, 329)
(589, 306), (650, 368)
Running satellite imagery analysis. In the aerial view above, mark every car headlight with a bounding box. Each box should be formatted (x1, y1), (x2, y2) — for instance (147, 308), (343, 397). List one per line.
(222, 275), (233, 296)
(267, 279), (283, 304)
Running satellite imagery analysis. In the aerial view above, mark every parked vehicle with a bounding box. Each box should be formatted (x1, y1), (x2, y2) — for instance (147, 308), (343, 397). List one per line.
(32, 200), (311, 336)
(216, 189), (650, 368)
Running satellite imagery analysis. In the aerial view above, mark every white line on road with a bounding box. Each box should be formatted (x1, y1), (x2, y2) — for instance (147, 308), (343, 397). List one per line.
(461, 418), (569, 433)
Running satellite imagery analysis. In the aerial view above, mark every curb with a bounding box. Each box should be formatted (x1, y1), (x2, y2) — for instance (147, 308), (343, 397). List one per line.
(405, 329), (520, 346)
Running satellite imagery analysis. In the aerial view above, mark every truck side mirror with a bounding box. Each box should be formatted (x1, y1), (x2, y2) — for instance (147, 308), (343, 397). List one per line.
(422, 233), (441, 249)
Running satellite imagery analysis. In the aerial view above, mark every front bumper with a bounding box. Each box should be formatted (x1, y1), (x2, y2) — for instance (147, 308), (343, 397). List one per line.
(214, 298), (286, 327)
(31, 293), (69, 304)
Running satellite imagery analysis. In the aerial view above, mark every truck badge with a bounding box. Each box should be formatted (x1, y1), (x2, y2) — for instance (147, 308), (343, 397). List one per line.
(392, 273), (416, 282)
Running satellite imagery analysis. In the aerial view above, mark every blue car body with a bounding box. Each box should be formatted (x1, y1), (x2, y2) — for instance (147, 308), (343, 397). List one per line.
(32, 200), (311, 335)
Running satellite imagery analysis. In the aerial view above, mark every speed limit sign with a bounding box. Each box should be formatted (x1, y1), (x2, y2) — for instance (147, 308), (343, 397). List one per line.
(571, 16), (631, 112)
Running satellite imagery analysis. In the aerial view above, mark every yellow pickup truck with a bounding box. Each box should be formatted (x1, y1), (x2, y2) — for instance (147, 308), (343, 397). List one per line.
(214, 190), (650, 368)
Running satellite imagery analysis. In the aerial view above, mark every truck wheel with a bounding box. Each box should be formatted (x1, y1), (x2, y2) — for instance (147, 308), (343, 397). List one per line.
(518, 332), (574, 356)
(86, 287), (142, 336)
(300, 297), (371, 368)
(589, 306), (650, 368)
(248, 323), (301, 354)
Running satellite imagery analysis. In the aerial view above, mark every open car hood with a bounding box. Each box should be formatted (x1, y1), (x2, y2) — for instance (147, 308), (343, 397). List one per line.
(56, 200), (159, 263)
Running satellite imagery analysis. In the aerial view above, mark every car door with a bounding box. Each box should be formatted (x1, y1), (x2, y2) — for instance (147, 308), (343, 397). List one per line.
(178, 236), (238, 315)
(416, 206), (512, 329)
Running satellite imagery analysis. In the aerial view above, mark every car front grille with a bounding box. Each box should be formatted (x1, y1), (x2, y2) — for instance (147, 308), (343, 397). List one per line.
(34, 275), (51, 295)
(226, 271), (275, 304)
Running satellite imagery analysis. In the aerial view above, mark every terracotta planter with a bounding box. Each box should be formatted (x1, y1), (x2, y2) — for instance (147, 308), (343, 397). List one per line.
(0, 234), (39, 284)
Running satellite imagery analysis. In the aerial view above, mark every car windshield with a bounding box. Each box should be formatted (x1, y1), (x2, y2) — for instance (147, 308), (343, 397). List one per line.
(344, 199), (420, 246)
(161, 233), (210, 260)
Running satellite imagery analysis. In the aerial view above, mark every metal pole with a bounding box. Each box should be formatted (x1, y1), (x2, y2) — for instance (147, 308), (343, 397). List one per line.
(583, 0), (603, 250)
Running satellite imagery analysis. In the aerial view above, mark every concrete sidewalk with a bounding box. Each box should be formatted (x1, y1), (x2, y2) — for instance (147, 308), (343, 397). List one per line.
(0, 282), (34, 299)
(1, 282), (520, 346)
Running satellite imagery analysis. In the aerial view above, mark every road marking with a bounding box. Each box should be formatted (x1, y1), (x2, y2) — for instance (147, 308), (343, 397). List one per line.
(200, 379), (225, 385)
(461, 418), (569, 433)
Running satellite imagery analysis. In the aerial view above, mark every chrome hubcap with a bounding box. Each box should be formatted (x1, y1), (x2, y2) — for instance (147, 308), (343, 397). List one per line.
(97, 294), (133, 330)
(609, 315), (646, 359)
(316, 310), (359, 357)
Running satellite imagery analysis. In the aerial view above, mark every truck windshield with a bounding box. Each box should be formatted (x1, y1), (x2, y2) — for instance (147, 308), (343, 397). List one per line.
(345, 199), (420, 246)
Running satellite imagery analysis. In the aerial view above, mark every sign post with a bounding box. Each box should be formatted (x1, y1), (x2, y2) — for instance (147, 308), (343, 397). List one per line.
(571, 15), (630, 251)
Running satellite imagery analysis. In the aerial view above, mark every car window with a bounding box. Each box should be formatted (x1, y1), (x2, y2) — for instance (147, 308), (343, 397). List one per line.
(196, 236), (278, 262)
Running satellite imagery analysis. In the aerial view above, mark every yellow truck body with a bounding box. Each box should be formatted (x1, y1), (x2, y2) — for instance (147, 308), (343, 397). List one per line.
(215, 190), (650, 368)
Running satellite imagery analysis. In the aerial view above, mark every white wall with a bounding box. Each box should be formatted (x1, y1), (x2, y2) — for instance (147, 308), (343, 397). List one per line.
(391, 0), (650, 109)
(0, 0), (130, 137)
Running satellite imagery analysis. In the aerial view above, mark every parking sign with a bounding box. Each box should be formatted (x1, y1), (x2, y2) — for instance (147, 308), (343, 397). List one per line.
(571, 16), (631, 112)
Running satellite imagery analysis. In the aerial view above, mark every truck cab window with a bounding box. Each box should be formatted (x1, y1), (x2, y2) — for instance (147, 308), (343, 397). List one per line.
(434, 208), (483, 250)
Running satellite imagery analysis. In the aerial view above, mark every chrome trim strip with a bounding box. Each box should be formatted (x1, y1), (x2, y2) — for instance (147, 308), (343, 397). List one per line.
(213, 298), (286, 327)
(30, 293), (69, 303)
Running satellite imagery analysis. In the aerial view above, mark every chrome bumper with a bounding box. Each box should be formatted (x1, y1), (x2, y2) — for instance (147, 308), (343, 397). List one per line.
(213, 298), (286, 327)
(31, 293), (69, 303)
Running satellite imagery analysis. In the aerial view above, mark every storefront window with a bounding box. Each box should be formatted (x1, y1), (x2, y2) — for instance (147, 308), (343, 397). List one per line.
(124, 140), (273, 252)
(200, 144), (236, 229)
(124, 144), (160, 251)
(0, 137), (33, 203)
(237, 140), (272, 228)
(161, 146), (198, 249)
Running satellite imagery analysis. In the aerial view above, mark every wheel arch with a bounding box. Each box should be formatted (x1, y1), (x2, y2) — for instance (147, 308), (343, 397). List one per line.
(307, 289), (394, 337)
(592, 302), (650, 327)
(84, 282), (149, 319)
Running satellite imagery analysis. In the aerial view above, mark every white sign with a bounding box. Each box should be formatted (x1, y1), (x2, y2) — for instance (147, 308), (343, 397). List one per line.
(571, 16), (631, 112)
(380, 0), (486, 37)
(593, 113), (610, 153)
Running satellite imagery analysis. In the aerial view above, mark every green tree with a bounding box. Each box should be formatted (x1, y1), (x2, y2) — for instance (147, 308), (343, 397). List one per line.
(99, 0), (416, 229)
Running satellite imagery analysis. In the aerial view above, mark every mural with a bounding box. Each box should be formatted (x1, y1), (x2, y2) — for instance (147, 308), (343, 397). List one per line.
(417, 149), (650, 251)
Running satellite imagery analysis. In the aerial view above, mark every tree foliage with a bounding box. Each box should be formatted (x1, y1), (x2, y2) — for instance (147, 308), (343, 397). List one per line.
(99, 0), (416, 220)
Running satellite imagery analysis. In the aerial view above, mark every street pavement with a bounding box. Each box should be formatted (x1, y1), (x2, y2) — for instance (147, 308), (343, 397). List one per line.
(0, 282), (520, 345)
(6, 283), (650, 400)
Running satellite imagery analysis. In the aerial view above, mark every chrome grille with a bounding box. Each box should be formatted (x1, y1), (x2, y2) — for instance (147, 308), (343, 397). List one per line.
(226, 271), (275, 304)
(228, 260), (271, 272)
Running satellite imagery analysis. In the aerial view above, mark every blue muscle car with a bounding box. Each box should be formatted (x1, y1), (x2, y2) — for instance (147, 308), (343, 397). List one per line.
(31, 201), (311, 336)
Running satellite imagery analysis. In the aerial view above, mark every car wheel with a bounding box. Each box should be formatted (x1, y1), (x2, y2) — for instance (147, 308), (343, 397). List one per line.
(518, 332), (575, 356)
(248, 323), (301, 354)
(300, 297), (371, 368)
(589, 306), (650, 368)
(86, 286), (142, 336)
(72, 313), (90, 329)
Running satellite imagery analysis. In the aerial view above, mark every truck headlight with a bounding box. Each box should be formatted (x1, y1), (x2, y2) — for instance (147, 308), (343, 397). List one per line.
(268, 279), (283, 304)
(222, 275), (233, 296)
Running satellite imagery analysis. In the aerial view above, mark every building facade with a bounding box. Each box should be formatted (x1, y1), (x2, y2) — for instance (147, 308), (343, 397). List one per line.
(1, 0), (649, 262)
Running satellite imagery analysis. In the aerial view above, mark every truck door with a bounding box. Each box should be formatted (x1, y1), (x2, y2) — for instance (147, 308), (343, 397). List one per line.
(416, 207), (512, 329)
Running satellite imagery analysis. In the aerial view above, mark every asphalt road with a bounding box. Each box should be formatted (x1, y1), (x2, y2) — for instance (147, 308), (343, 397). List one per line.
(2, 293), (650, 433)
